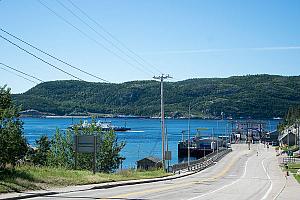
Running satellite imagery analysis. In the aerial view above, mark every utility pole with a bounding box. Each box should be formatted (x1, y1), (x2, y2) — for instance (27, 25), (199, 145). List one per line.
(212, 128), (215, 153)
(188, 104), (191, 166)
(153, 74), (172, 171)
(298, 122), (300, 150)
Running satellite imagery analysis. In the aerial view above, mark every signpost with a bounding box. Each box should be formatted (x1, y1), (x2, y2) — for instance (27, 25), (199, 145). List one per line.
(74, 135), (100, 174)
(165, 150), (172, 172)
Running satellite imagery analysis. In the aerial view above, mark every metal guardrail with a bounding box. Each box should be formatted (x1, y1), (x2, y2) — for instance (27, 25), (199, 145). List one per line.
(283, 157), (296, 164)
(172, 148), (232, 173)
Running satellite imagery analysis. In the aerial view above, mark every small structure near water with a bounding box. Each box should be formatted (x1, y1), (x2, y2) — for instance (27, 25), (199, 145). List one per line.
(178, 136), (223, 158)
(137, 157), (162, 170)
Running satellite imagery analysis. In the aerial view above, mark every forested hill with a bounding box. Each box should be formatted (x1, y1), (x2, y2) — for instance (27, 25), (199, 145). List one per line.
(12, 74), (300, 119)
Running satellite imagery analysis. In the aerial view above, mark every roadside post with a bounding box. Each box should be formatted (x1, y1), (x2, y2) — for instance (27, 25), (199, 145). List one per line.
(165, 151), (172, 172)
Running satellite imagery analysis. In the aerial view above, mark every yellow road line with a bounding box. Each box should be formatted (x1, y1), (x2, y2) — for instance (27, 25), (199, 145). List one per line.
(101, 151), (247, 199)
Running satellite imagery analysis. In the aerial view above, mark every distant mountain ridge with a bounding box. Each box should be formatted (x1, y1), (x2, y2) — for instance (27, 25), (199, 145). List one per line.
(12, 74), (300, 119)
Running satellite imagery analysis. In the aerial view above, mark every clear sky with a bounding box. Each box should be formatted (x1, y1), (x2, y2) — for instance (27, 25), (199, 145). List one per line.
(1, 0), (300, 93)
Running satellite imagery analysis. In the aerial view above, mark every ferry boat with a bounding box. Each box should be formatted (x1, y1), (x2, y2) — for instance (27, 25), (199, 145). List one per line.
(69, 120), (131, 132)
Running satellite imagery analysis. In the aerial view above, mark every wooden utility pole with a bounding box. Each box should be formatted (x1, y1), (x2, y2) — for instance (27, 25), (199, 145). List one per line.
(153, 74), (172, 171)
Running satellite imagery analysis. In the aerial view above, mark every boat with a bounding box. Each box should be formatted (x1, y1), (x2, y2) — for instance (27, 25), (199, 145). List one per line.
(69, 120), (131, 132)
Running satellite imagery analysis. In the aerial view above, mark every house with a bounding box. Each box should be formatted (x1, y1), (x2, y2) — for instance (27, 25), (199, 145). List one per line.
(137, 157), (162, 170)
(278, 126), (298, 146)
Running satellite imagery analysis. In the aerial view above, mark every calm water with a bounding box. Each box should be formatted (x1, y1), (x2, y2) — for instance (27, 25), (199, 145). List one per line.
(22, 117), (279, 168)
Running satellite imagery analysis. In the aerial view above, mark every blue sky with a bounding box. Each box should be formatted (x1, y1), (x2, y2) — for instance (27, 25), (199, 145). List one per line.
(0, 0), (300, 93)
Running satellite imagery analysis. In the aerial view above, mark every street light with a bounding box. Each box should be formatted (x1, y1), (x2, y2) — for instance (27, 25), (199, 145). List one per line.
(187, 104), (191, 166)
(187, 101), (203, 166)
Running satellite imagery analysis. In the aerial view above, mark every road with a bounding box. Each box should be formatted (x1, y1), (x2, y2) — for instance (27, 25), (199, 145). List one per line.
(30, 144), (290, 200)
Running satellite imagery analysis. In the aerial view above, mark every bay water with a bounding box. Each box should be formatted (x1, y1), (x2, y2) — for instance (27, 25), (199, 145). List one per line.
(22, 117), (279, 169)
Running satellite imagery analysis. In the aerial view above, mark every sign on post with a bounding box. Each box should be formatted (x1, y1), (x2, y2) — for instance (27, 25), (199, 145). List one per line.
(75, 135), (95, 153)
(165, 151), (172, 160)
(74, 135), (100, 174)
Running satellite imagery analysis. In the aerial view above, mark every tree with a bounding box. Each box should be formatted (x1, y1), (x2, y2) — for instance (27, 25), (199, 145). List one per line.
(0, 85), (28, 168)
(32, 135), (51, 166)
(97, 130), (125, 172)
(278, 106), (300, 132)
(47, 129), (74, 168)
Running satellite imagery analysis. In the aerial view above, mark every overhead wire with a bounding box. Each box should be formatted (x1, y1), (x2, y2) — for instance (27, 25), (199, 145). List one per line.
(67, 0), (163, 74)
(0, 62), (43, 83)
(0, 33), (84, 81)
(0, 28), (110, 83)
(0, 66), (39, 84)
(56, 0), (157, 75)
(37, 0), (152, 77)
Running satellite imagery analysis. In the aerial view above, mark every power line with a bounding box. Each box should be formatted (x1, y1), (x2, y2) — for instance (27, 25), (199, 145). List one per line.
(56, 0), (157, 75)
(0, 33), (84, 81)
(0, 66), (39, 84)
(37, 0), (152, 77)
(0, 28), (109, 83)
(0, 62), (43, 83)
(67, 0), (163, 74)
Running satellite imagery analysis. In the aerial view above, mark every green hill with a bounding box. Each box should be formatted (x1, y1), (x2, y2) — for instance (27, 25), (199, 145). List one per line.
(12, 74), (300, 119)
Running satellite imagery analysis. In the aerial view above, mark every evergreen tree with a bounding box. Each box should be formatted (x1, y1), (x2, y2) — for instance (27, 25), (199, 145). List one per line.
(32, 135), (51, 166)
(0, 85), (28, 168)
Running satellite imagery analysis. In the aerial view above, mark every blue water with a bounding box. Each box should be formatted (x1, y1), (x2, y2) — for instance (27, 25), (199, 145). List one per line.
(22, 118), (279, 168)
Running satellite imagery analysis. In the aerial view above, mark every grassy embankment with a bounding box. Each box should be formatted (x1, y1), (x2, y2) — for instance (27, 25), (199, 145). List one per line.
(282, 163), (300, 183)
(286, 163), (300, 183)
(280, 145), (299, 154)
(0, 166), (169, 193)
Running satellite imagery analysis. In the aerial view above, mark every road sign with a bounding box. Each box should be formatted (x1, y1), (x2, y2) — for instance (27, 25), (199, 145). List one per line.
(74, 135), (96, 153)
(73, 135), (100, 174)
(165, 151), (172, 160)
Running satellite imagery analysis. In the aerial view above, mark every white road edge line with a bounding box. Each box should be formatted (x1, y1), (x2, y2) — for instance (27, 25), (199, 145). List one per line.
(261, 157), (273, 200)
(186, 153), (251, 200)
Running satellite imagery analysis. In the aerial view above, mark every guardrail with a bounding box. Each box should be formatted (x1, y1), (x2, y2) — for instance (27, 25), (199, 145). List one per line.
(172, 148), (232, 173)
(283, 157), (296, 164)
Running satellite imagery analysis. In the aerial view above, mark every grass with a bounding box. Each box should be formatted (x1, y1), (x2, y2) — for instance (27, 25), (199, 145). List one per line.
(0, 166), (170, 193)
(280, 145), (299, 153)
(294, 174), (300, 183)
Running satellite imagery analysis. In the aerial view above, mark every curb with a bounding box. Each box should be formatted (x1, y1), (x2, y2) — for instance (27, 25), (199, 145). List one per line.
(0, 192), (58, 200)
(0, 171), (196, 200)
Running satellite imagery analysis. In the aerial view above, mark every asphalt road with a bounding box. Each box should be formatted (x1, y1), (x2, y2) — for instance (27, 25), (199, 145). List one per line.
(30, 144), (289, 200)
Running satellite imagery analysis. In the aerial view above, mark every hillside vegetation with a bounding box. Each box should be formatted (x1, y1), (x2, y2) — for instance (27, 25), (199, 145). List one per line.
(12, 74), (300, 119)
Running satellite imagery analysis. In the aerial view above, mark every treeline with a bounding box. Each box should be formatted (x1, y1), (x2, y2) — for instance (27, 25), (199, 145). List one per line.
(278, 106), (300, 132)
(13, 74), (300, 119)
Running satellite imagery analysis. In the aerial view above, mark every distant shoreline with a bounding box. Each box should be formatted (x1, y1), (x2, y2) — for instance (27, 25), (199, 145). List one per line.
(19, 115), (282, 121)
(44, 115), (90, 119)
(19, 109), (283, 120)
